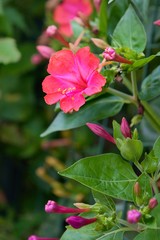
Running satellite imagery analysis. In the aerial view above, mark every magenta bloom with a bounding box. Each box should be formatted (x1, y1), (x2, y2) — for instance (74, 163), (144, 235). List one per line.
(154, 19), (160, 26)
(127, 209), (141, 224)
(42, 47), (106, 113)
(66, 216), (97, 229)
(45, 200), (90, 214)
(28, 236), (59, 240)
(86, 122), (116, 144)
(103, 47), (132, 64)
(148, 198), (158, 210)
(120, 117), (132, 138)
(53, 0), (92, 37)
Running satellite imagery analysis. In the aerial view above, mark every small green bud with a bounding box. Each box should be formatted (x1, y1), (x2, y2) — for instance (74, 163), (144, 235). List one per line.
(118, 138), (143, 162)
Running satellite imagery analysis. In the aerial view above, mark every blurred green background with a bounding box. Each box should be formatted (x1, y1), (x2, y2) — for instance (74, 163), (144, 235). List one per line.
(0, 0), (160, 239)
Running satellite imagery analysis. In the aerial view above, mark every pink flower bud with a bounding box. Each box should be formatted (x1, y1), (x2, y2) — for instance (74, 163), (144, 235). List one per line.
(86, 123), (116, 144)
(31, 54), (43, 65)
(120, 117), (132, 138)
(148, 198), (158, 209)
(127, 209), (141, 224)
(28, 235), (59, 240)
(153, 19), (160, 26)
(45, 200), (90, 214)
(103, 47), (133, 64)
(36, 45), (54, 59)
(134, 182), (141, 197)
(46, 25), (58, 37)
(66, 216), (97, 229)
(102, 47), (116, 60)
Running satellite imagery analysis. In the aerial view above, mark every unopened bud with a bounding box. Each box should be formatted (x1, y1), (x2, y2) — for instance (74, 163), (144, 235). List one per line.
(46, 25), (58, 37)
(153, 19), (160, 26)
(134, 182), (141, 197)
(36, 45), (54, 59)
(148, 198), (158, 209)
(45, 200), (90, 214)
(66, 216), (97, 229)
(102, 47), (116, 60)
(120, 117), (132, 138)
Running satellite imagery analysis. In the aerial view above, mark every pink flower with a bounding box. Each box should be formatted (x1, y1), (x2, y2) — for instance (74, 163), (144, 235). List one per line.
(103, 47), (133, 64)
(45, 200), (90, 214)
(42, 46), (106, 113)
(86, 122), (116, 144)
(153, 19), (160, 26)
(148, 198), (158, 210)
(66, 216), (97, 229)
(127, 209), (141, 224)
(120, 117), (132, 138)
(53, 0), (92, 37)
(28, 236), (59, 240)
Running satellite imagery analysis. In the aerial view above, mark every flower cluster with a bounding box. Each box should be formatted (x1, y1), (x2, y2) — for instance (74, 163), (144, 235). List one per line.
(28, 200), (97, 239)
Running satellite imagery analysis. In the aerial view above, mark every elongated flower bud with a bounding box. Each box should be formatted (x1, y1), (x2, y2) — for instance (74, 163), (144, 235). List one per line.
(66, 216), (97, 229)
(134, 182), (141, 197)
(86, 123), (116, 144)
(36, 45), (54, 59)
(45, 200), (90, 214)
(45, 25), (69, 47)
(127, 209), (141, 224)
(148, 198), (158, 209)
(120, 117), (132, 138)
(28, 235), (59, 240)
(153, 19), (160, 26)
(103, 47), (133, 64)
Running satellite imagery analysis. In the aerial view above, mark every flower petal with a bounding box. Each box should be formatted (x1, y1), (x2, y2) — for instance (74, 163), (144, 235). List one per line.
(60, 94), (85, 113)
(75, 47), (100, 81)
(44, 93), (63, 105)
(84, 71), (106, 96)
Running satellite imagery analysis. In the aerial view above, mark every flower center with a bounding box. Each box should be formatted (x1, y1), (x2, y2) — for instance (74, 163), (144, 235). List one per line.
(58, 87), (77, 96)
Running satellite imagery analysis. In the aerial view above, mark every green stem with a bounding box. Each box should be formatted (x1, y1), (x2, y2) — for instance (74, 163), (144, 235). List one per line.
(131, 71), (138, 101)
(106, 87), (136, 104)
(134, 161), (143, 173)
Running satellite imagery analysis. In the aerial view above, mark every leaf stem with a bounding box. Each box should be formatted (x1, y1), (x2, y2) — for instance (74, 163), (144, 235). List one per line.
(106, 87), (136, 104)
(131, 71), (138, 101)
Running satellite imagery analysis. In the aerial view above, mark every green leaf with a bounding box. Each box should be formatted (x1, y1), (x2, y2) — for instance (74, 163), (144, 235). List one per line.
(112, 4), (146, 53)
(60, 153), (137, 201)
(139, 66), (160, 101)
(41, 95), (124, 136)
(128, 54), (157, 72)
(134, 229), (160, 240)
(132, 0), (150, 22)
(99, 0), (107, 35)
(153, 136), (160, 159)
(0, 38), (21, 64)
(61, 223), (124, 240)
(92, 191), (115, 214)
(141, 150), (158, 174)
(118, 138), (143, 162)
